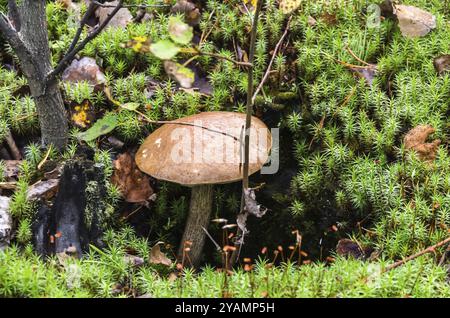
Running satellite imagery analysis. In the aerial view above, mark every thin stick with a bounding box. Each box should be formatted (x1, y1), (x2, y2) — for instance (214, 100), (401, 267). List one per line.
(383, 236), (450, 272)
(345, 45), (372, 66)
(5, 129), (21, 160)
(199, 9), (216, 45)
(64, 1), (97, 57)
(191, 47), (252, 67)
(92, 1), (169, 8)
(252, 16), (292, 104)
(229, 0), (263, 268)
(242, 1), (263, 190)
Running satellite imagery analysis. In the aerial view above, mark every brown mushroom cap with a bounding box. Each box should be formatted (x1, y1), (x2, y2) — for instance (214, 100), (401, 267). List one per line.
(135, 111), (272, 186)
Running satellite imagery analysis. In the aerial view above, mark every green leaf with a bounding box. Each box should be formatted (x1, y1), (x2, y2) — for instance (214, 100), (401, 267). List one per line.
(168, 16), (193, 45)
(120, 102), (140, 111)
(77, 114), (118, 142)
(150, 40), (180, 60)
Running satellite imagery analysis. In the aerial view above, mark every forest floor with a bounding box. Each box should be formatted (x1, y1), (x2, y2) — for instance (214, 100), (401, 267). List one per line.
(0, 0), (450, 297)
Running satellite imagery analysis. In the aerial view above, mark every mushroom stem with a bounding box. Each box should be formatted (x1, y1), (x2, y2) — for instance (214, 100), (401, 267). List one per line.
(178, 184), (214, 267)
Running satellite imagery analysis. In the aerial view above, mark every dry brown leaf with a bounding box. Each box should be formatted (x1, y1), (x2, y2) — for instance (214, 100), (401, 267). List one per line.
(433, 55), (450, 75)
(393, 5), (436, 38)
(111, 152), (154, 203)
(320, 12), (338, 26)
(404, 125), (441, 161)
(124, 254), (145, 267)
(350, 67), (377, 86)
(336, 238), (366, 259)
(164, 61), (195, 89)
(62, 57), (106, 87)
(3, 160), (21, 181)
(171, 0), (201, 26)
(307, 16), (317, 27)
(95, 0), (133, 29)
(57, 0), (80, 13)
(149, 242), (172, 266)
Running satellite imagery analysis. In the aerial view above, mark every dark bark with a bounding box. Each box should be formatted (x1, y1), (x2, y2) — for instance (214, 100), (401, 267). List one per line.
(32, 159), (108, 257)
(178, 184), (214, 267)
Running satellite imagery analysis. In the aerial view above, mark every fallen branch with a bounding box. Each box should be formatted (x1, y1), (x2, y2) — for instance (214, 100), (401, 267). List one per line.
(383, 236), (450, 272)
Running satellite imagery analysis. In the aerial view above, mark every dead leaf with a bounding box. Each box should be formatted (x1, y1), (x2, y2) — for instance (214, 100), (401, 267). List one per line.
(0, 196), (11, 251)
(307, 16), (317, 27)
(336, 238), (366, 259)
(149, 242), (172, 266)
(3, 160), (21, 181)
(164, 61), (195, 89)
(111, 152), (154, 203)
(393, 5), (436, 38)
(244, 188), (267, 217)
(62, 57), (106, 87)
(433, 55), (450, 75)
(350, 66), (377, 86)
(124, 254), (145, 267)
(95, 0), (133, 29)
(320, 12), (338, 26)
(404, 125), (441, 161)
(26, 179), (60, 201)
(168, 272), (178, 282)
(171, 0), (201, 26)
(57, 0), (80, 14)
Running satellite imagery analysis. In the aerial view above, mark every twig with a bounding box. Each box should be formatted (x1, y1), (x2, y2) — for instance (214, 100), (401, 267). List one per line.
(64, 1), (97, 57)
(92, 1), (169, 8)
(345, 45), (372, 67)
(47, 0), (125, 83)
(242, 1), (263, 191)
(199, 9), (216, 45)
(191, 47), (252, 67)
(5, 129), (21, 160)
(383, 236), (450, 272)
(438, 243), (449, 266)
(252, 16), (292, 104)
(229, 0), (263, 267)
(0, 182), (16, 190)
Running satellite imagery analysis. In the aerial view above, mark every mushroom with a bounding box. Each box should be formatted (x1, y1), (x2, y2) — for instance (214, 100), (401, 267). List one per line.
(135, 111), (272, 266)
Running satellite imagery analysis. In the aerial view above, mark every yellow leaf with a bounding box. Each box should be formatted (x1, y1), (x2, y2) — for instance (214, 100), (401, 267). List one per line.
(70, 99), (94, 128)
(244, 0), (258, 9)
(122, 36), (151, 53)
(279, 0), (302, 14)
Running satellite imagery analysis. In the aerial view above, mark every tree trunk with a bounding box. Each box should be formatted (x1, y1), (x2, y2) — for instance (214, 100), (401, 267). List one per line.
(12, 0), (68, 149)
(178, 184), (214, 267)
(32, 82), (68, 150)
